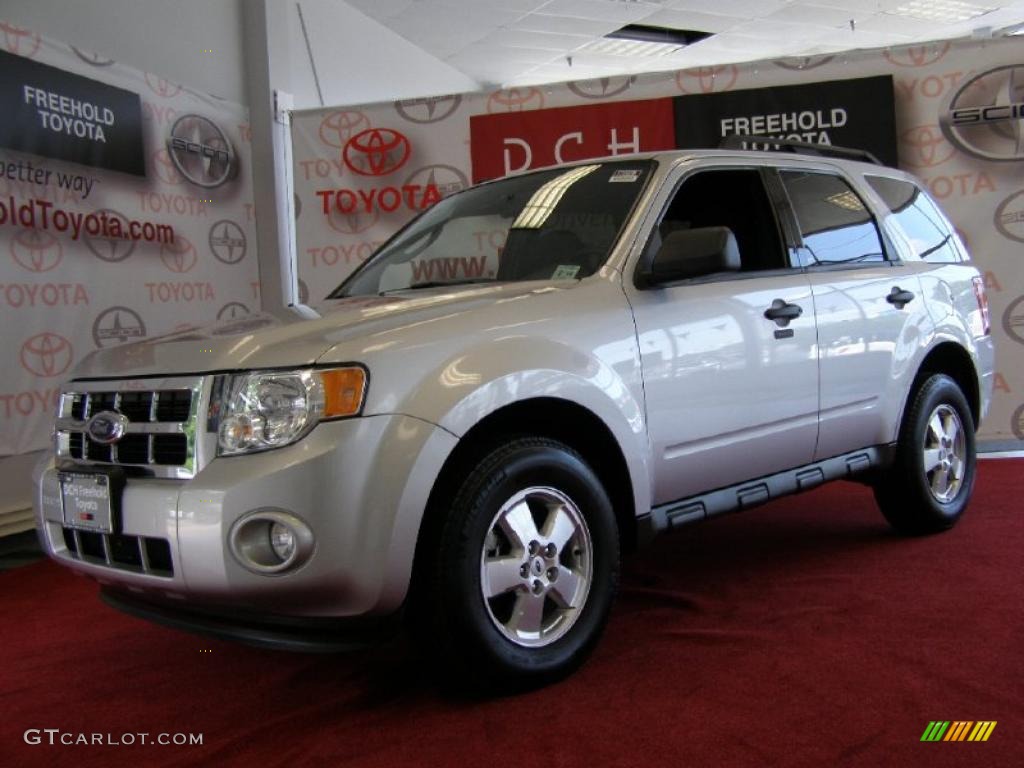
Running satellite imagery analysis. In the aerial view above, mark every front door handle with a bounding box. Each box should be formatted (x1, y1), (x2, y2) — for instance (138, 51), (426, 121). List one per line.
(764, 299), (803, 326)
(886, 286), (916, 309)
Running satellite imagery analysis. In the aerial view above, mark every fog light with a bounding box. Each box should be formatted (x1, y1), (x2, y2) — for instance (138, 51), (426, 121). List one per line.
(228, 509), (314, 575)
(269, 522), (296, 562)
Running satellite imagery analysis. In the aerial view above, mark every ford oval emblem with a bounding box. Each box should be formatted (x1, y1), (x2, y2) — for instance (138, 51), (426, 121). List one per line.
(86, 410), (129, 445)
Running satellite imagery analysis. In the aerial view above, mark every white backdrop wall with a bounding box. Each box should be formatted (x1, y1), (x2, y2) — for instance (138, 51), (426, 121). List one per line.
(0, 23), (259, 456)
(292, 36), (1024, 445)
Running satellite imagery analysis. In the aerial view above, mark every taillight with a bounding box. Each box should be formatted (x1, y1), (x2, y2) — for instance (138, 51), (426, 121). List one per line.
(972, 275), (990, 336)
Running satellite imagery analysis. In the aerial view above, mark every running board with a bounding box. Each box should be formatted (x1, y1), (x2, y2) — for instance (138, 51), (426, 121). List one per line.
(639, 444), (895, 541)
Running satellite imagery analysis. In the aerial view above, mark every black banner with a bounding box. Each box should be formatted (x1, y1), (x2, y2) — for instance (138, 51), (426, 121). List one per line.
(0, 50), (145, 176)
(674, 75), (897, 167)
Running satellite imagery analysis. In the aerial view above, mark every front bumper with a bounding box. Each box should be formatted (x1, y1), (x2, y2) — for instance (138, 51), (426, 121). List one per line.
(34, 414), (458, 619)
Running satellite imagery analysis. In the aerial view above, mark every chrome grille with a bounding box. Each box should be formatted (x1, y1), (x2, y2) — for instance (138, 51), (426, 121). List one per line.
(55, 376), (206, 480)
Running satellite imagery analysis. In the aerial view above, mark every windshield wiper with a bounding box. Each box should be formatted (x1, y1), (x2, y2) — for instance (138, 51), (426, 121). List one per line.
(378, 278), (496, 295)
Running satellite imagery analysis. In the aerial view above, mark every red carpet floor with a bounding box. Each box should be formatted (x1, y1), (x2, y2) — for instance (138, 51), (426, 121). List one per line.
(2, 460), (1021, 768)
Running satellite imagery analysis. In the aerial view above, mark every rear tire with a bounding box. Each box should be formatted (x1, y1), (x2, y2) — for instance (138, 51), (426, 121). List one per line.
(873, 374), (976, 535)
(418, 437), (619, 692)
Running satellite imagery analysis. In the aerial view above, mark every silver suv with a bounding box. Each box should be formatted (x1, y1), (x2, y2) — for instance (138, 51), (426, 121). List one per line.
(34, 146), (994, 689)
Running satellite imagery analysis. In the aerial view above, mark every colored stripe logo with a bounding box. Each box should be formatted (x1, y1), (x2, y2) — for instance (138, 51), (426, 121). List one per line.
(921, 721), (997, 742)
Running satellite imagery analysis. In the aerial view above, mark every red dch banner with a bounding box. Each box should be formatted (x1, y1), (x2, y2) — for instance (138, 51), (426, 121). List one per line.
(470, 98), (676, 183)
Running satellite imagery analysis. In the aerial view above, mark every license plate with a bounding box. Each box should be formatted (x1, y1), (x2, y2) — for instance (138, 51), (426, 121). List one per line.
(59, 472), (114, 534)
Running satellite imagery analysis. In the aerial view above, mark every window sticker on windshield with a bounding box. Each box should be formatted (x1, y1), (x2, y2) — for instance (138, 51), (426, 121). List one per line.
(552, 265), (581, 279)
(610, 169), (642, 183)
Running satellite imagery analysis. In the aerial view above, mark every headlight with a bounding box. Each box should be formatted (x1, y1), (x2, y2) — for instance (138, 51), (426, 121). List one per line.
(212, 367), (366, 456)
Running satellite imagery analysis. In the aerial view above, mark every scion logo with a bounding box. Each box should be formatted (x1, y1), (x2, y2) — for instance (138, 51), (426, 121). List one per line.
(343, 128), (411, 177)
(11, 229), (62, 273)
(144, 73), (182, 99)
(486, 88), (545, 113)
(405, 165), (468, 199)
(85, 209), (136, 262)
(217, 301), (250, 321)
(567, 76), (635, 99)
(0, 22), (40, 58)
(899, 125), (956, 168)
(1003, 295), (1024, 345)
(395, 95), (461, 123)
(995, 190), (1024, 243)
(70, 46), (114, 66)
(151, 148), (184, 185)
(883, 42), (950, 68)
(319, 110), (371, 150)
(209, 220), (246, 264)
(160, 235), (198, 274)
(93, 306), (147, 347)
(675, 65), (739, 94)
(326, 205), (380, 235)
(20, 332), (73, 377)
(774, 55), (834, 71)
(940, 65), (1024, 162)
(1013, 403), (1024, 441)
(167, 114), (238, 188)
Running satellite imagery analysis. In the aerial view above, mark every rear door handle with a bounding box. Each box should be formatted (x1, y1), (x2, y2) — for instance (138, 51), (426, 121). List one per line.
(764, 299), (803, 326)
(886, 286), (915, 309)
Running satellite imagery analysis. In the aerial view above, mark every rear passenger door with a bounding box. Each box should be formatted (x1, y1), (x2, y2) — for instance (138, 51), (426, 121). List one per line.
(776, 168), (931, 459)
(626, 165), (819, 505)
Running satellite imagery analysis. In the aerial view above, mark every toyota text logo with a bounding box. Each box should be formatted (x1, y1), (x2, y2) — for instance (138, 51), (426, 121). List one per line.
(93, 307), (147, 347)
(568, 76), (635, 100)
(342, 128), (411, 177)
(167, 114), (238, 188)
(11, 229), (62, 272)
(160, 235), (197, 273)
(395, 95), (461, 123)
(940, 65), (1024, 162)
(209, 220), (246, 264)
(85, 209), (136, 262)
(319, 111), (371, 150)
(20, 332), (73, 377)
(86, 411), (128, 445)
(995, 190), (1024, 243)
(899, 125), (956, 168)
(675, 65), (740, 94)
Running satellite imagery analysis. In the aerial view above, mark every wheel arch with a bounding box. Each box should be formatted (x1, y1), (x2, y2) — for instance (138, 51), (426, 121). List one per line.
(911, 341), (981, 428)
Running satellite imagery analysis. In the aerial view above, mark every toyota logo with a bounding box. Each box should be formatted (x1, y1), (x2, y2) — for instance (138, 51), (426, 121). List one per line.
(567, 77), (635, 100)
(145, 73), (182, 99)
(883, 42), (950, 68)
(86, 411), (128, 445)
(319, 110), (371, 149)
(167, 114), (238, 188)
(93, 306), (147, 348)
(343, 128), (411, 177)
(675, 65), (740, 94)
(940, 65), (1024, 163)
(85, 209), (137, 262)
(395, 95), (462, 123)
(160, 235), (198, 273)
(0, 22), (40, 57)
(20, 332), (73, 378)
(11, 228), (63, 272)
(209, 220), (247, 264)
(486, 88), (545, 114)
(899, 125), (956, 168)
(995, 190), (1024, 243)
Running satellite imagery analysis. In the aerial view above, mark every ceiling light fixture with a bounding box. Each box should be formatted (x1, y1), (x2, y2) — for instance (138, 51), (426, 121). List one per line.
(578, 24), (712, 58)
(888, 0), (995, 23)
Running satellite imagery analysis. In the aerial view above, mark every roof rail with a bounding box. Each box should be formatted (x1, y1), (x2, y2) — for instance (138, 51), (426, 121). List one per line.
(718, 134), (883, 166)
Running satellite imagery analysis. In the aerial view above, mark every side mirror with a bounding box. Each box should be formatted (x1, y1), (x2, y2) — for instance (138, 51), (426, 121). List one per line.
(639, 226), (741, 287)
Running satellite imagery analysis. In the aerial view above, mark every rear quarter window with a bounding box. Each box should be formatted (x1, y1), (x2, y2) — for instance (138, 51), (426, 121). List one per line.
(866, 175), (965, 263)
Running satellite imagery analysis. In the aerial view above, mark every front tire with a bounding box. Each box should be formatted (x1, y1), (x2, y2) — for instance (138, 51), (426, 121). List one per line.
(421, 437), (619, 691)
(874, 374), (977, 535)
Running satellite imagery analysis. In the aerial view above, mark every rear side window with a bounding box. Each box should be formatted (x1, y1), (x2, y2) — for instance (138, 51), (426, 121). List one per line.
(780, 171), (886, 266)
(866, 175), (963, 263)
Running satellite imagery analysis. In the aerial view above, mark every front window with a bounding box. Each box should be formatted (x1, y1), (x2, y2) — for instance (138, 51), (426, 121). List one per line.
(331, 160), (653, 297)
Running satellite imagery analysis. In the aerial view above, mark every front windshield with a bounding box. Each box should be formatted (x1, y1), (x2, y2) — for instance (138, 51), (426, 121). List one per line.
(331, 160), (653, 297)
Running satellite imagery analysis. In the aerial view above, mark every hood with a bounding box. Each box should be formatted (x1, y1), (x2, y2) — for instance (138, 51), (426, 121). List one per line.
(71, 282), (560, 379)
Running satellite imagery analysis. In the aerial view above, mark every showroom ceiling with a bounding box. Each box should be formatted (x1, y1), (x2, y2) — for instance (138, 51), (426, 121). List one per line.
(336, 0), (1024, 86)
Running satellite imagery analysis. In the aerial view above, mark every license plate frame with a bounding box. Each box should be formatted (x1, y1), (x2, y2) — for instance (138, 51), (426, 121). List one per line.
(59, 470), (120, 534)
